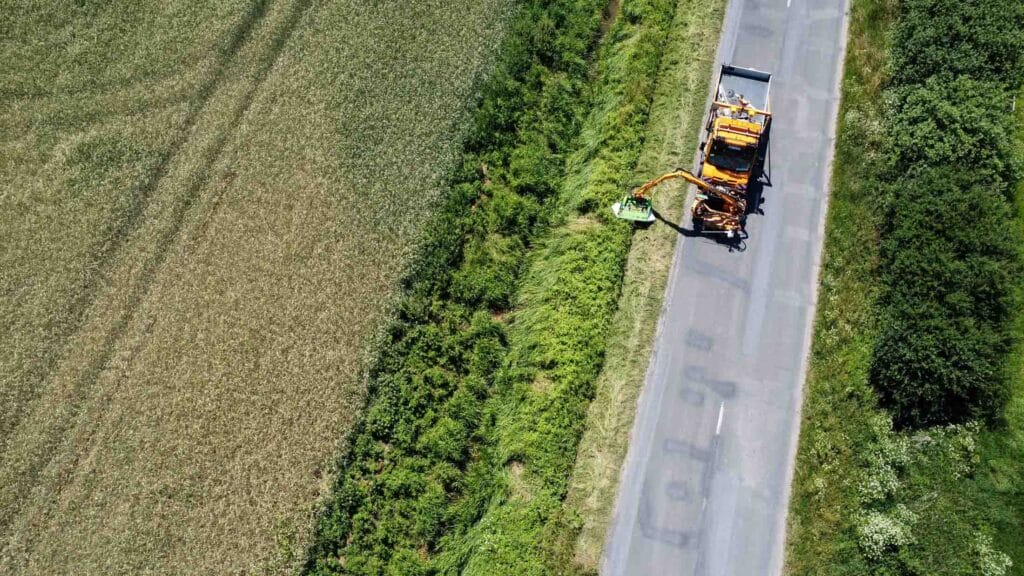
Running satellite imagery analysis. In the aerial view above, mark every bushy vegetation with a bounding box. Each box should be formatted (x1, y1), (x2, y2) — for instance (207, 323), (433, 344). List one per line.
(0, 1), (514, 573)
(888, 0), (1024, 88)
(869, 0), (1024, 428)
(303, 0), (681, 573)
(786, 1), (1024, 574)
(872, 166), (1018, 426)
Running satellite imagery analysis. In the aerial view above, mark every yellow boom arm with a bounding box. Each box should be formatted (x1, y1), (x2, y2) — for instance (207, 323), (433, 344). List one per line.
(618, 167), (747, 234)
(630, 168), (746, 212)
(631, 168), (715, 200)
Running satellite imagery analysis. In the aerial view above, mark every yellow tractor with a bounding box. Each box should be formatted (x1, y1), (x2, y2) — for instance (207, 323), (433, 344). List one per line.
(611, 167), (746, 237)
(610, 65), (770, 238)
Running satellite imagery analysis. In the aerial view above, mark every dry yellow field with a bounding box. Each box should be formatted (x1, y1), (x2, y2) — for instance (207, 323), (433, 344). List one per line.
(0, 0), (512, 573)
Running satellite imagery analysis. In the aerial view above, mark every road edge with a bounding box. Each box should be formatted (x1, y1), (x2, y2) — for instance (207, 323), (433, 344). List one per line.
(769, 0), (851, 573)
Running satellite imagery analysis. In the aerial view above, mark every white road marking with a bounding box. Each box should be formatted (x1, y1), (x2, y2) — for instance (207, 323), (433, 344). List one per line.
(715, 402), (725, 435)
(787, 0), (791, 7)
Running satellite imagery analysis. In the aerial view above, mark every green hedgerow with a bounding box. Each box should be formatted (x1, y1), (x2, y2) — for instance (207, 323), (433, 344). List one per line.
(869, 0), (1023, 428)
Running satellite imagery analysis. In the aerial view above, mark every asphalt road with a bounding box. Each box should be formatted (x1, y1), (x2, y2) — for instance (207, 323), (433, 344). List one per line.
(602, 0), (849, 574)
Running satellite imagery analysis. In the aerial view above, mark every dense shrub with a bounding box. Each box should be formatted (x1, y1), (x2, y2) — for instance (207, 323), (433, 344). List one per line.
(869, 0), (1023, 428)
(889, 0), (1024, 87)
(885, 77), (1018, 186)
(873, 304), (1011, 426)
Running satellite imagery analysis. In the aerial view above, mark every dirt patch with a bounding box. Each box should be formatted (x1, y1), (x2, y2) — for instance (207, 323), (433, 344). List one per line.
(601, 0), (622, 36)
(508, 460), (533, 501)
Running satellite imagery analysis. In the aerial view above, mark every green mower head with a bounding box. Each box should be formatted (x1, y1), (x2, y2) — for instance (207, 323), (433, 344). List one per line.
(612, 196), (655, 223)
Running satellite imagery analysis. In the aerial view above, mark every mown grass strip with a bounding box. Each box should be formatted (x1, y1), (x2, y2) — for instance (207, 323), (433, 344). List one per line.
(563, 0), (727, 567)
(987, 84), (1024, 571)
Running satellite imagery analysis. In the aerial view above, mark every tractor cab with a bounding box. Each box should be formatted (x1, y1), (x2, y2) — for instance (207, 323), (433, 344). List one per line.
(703, 135), (758, 188)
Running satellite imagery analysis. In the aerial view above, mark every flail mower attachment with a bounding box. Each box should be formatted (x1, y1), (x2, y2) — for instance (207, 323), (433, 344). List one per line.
(612, 195), (656, 223)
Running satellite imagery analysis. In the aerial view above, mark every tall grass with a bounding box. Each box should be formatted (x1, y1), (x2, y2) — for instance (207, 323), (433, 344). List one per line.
(0, 1), (513, 573)
(457, 1), (681, 573)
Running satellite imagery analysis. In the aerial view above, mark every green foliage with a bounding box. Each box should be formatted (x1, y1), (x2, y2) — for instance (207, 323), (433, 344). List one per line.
(845, 419), (1018, 576)
(451, 233), (525, 310)
(889, 0), (1024, 87)
(872, 168), (1018, 426)
(869, 0), (1023, 429)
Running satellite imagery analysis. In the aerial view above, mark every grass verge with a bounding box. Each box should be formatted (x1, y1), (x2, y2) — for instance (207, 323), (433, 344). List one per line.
(989, 85), (1024, 568)
(563, 0), (727, 568)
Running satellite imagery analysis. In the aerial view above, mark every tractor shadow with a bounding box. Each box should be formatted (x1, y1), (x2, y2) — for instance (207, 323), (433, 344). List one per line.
(651, 209), (748, 253)
(748, 131), (773, 216)
(746, 178), (769, 219)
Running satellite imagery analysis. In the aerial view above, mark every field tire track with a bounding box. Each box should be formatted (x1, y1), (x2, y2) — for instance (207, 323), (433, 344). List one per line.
(0, 0), (272, 452)
(0, 0), (318, 555)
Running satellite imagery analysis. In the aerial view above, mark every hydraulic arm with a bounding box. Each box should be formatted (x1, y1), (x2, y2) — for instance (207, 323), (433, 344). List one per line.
(609, 65), (769, 239)
(611, 168), (746, 235)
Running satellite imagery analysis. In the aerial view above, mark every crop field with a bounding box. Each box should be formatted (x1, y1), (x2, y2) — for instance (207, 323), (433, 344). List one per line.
(0, 0), (513, 573)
